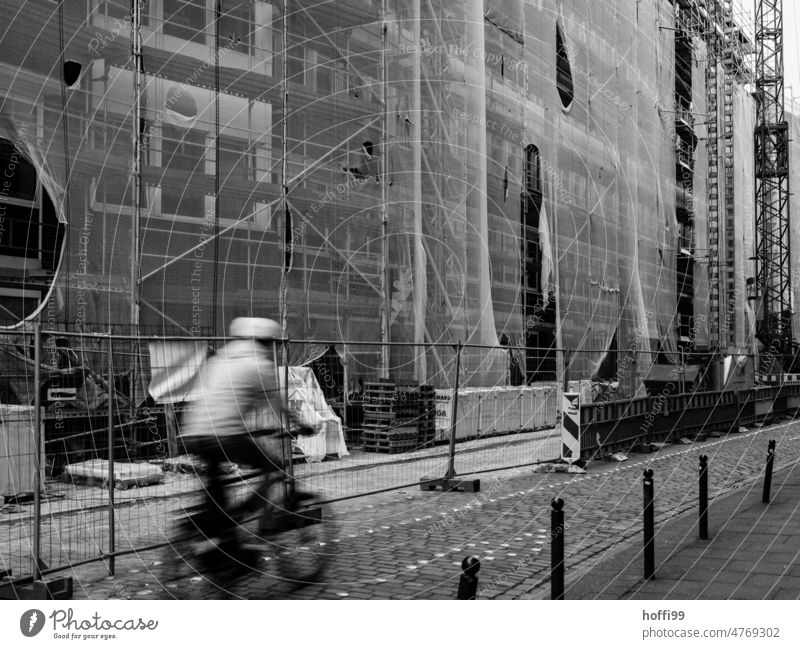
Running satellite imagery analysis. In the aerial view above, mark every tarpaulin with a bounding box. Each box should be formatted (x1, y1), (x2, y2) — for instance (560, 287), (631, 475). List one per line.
(147, 341), (209, 404)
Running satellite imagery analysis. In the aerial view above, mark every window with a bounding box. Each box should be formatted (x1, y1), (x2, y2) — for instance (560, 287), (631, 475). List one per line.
(0, 288), (41, 324)
(162, 124), (206, 173)
(287, 45), (305, 83)
(317, 56), (333, 94)
(218, 1), (254, 52)
(523, 144), (542, 228)
(556, 22), (574, 109)
(218, 135), (252, 180)
(163, 0), (206, 44)
(0, 139), (39, 260)
(525, 144), (541, 193)
(0, 139), (63, 270)
(161, 124), (207, 217)
(95, 0), (151, 28)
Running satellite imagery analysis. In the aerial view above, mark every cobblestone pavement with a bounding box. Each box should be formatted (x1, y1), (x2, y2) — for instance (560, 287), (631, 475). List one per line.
(1, 428), (557, 578)
(21, 418), (800, 600)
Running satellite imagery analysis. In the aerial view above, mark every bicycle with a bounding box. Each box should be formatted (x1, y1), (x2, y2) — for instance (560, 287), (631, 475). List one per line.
(163, 462), (334, 594)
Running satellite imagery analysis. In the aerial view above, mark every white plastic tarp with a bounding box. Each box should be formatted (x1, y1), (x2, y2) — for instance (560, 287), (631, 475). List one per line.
(147, 341), (209, 404)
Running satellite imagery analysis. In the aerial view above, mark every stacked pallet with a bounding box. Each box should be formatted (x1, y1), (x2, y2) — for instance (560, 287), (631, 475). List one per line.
(362, 380), (416, 454)
(417, 385), (436, 446)
(395, 386), (419, 426)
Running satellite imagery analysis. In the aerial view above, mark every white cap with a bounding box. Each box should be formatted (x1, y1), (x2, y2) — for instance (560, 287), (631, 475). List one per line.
(229, 317), (282, 341)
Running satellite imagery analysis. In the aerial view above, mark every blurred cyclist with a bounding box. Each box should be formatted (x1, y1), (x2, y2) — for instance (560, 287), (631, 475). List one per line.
(181, 317), (314, 552)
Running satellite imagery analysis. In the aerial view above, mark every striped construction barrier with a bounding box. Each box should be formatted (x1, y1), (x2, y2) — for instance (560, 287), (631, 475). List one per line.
(561, 392), (581, 462)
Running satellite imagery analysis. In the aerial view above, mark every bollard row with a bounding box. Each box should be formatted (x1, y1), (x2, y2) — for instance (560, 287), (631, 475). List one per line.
(458, 440), (780, 600)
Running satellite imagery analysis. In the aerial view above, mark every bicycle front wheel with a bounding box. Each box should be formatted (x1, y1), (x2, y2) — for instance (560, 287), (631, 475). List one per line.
(271, 501), (336, 586)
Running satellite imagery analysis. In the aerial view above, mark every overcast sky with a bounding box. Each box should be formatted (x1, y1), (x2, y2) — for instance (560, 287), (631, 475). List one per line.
(786, 2), (800, 104)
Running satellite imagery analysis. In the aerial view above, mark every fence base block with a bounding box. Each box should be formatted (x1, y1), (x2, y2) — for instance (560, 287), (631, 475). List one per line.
(0, 576), (73, 600)
(420, 477), (481, 493)
(706, 431), (724, 439)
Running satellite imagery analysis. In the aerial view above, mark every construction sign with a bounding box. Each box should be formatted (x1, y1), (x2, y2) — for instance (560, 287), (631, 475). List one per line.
(47, 387), (76, 402)
(561, 392), (581, 461)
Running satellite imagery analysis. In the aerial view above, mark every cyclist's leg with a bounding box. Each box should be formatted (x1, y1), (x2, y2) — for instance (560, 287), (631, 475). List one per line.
(191, 436), (233, 539)
(223, 434), (285, 529)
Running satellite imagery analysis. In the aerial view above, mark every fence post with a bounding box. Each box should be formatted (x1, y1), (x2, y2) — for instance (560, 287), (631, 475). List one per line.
(699, 455), (708, 540)
(643, 469), (655, 580)
(107, 334), (116, 576)
(762, 439), (776, 504)
(551, 497), (565, 600)
(420, 342), (478, 492)
(276, 339), (294, 501)
(456, 555), (480, 599)
(446, 341), (462, 481)
(33, 322), (42, 580)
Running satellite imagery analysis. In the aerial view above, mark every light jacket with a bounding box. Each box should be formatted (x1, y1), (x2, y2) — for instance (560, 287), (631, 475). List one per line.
(181, 339), (292, 438)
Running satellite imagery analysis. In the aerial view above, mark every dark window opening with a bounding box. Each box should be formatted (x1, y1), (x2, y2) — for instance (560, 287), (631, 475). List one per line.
(523, 144), (542, 228)
(161, 125), (207, 217)
(317, 65), (333, 94)
(218, 136), (252, 181)
(556, 22), (574, 109)
(63, 61), (82, 88)
(162, 124), (206, 173)
(163, 0), (206, 44)
(0, 140), (36, 201)
(162, 189), (205, 218)
(0, 139), (64, 271)
(0, 202), (38, 259)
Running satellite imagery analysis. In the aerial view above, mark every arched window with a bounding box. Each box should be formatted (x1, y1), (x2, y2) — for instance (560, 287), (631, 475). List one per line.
(523, 144), (542, 228)
(525, 144), (541, 194)
(556, 21), (574, 109)
(0, 138), (64, 323)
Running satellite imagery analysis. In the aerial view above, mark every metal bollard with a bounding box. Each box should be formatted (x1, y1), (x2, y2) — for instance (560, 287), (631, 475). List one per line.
(551, 498), (565, 600)
(762, 440), (776, 504)
(643, 469), (655, 580)
(456, 556), (480, 599)
(699, 455), (708, 540)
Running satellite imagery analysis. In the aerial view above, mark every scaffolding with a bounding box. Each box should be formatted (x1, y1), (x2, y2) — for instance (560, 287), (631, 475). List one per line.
(754, 0), (792, 352)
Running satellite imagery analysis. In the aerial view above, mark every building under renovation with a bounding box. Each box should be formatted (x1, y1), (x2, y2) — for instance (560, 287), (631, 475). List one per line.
(0, 0), (798, 391)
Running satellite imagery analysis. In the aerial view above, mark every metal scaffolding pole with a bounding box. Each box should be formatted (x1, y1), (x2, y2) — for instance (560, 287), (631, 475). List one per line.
(131, 0), (143, 329)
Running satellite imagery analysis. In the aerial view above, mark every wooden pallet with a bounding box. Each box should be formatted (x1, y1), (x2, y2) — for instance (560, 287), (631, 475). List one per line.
(364, 406), (397, 419)
(363, 436), (418, 454)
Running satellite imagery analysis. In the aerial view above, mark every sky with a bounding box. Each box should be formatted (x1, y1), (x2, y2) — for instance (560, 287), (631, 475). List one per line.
(786, 2), (800, 105)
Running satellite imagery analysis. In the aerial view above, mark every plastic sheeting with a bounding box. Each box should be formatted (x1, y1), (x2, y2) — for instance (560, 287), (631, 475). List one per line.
(0, 1), (764, 389)
(147, 340), (209, 404)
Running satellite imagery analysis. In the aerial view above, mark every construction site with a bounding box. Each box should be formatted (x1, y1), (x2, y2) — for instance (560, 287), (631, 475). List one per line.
(1, 0), (800, 600)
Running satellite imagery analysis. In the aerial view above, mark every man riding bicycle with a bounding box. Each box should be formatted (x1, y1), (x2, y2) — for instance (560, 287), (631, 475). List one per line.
(181, 317), (314, 553)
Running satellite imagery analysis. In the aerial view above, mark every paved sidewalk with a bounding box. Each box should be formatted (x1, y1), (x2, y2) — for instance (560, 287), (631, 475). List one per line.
(566, 462), (800, 599)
